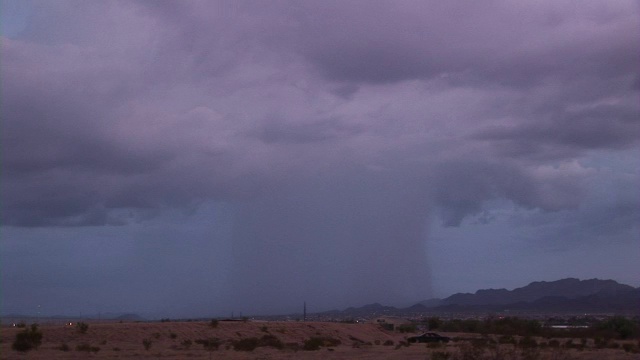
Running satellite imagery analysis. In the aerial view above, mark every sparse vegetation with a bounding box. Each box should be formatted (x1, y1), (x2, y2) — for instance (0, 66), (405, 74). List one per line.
(196, 337), (221, 350)
(233, 337), (259, 351)
(181, 339), (193, 349)
(209, 319), (219, 328)
(498, 335), (517, 344)
(76, 322), (89, 334)
(595, 316), (639, 339)
(258, 334), (284, 349)
(5, 316), (640, 359)
(457, 342), (484, 360)
(12, 323), (43, 352)
(518, 336), (538, 349)
(303, 337), (323, 351)
(622, 343), (639, 353)
(303, 336), (342, 351)
(142, 338), (153, 350)
(431, 350), (451, 360)
(196, 337), (221, 358)
(75, 343), (100, 353)
(397, 324), (417, 333)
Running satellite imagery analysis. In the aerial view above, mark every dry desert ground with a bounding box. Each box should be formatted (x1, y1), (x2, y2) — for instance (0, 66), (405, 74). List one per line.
(1, 320), (638, 359)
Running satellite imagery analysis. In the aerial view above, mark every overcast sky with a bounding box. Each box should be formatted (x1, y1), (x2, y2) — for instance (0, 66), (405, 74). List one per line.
(1, 0), (639, 318)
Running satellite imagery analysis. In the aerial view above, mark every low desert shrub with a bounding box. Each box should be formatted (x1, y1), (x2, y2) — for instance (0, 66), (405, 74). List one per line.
(431, 351), (451, 360)
(233, 337), (259, 351)
(12, 324), (43, 352)
(397, 324), (417, 333)
(58, 343), (70, 351)
(142, 338), (153, 350)
(348, 335), (365, 343)
(547, 347), (574, 360)
(209, 319), (219, 328)
(285, 342), (300, 351)
(518, 336), (538, 349)
(303, 336), (341, 351)
(607, 341), (620, 349)
(380, 323), (394, 331)
(76, 343), (100, 353)
(169, 332), (177, 339)
(304, 337), (323, 351)
(195, 337), (221, 352)
(498, 335), (517, 344)
(520, 346), (541, 360)
(383, 339), (394, 346)
(594, 337), (607, 348)
(181, 339), (192, 348)
(76, 322), (89, 334)
(487, 343), (518, 360)
(259, 334), (284, 349)
(458, 342), (484, 360)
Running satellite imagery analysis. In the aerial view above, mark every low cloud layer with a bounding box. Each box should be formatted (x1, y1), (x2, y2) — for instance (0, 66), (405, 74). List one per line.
(2, 0), (639, 315)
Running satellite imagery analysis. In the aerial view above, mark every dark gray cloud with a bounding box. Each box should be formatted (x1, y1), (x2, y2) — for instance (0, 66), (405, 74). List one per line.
(291, 1), (639, 86)
(475, 102), (640, 160)
(1, 0), (639, 316)
(256, 117), (365, 144)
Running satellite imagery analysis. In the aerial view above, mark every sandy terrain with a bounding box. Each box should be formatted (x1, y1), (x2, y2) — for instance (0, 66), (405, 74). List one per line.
(1, 320), (638, 359)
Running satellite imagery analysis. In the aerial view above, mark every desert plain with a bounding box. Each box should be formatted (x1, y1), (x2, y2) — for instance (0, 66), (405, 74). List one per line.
(2, 320), (639, 359)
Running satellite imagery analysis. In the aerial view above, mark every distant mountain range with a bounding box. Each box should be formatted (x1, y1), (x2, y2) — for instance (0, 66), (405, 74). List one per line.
(1, 312), (146, 322)
(323, 278), (640, 317)
(5, 278), (637, 321)
(431, 278), (636, 307)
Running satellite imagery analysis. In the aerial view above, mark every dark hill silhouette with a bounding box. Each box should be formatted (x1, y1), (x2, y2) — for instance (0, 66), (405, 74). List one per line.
(439, 278), (635, 306)
(312, 278), (639, 318)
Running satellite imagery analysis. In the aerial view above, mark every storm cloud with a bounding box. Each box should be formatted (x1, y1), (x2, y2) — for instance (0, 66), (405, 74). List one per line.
(1, 0), (638, 316)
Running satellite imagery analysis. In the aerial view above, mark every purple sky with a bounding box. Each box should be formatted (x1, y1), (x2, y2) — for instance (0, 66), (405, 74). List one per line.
(2, 0), (639, 318)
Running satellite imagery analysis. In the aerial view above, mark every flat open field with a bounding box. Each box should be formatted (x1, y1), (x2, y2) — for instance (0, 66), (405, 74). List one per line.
(1, 320), (638, 359)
